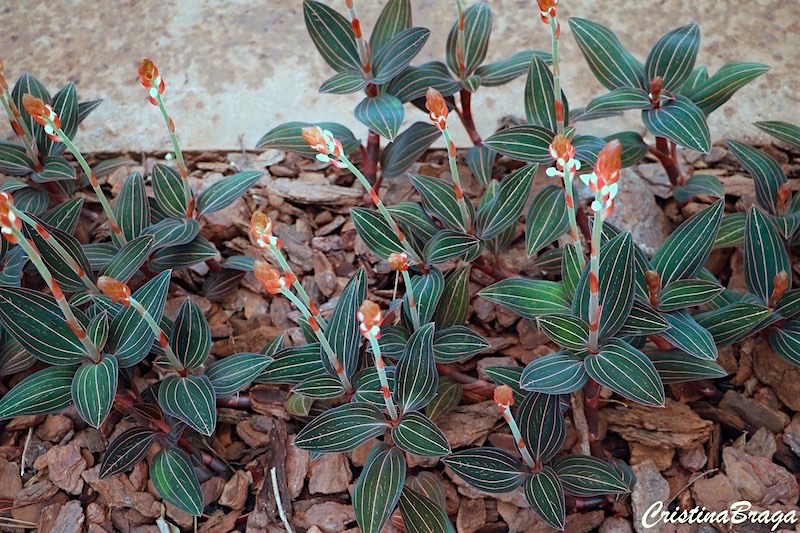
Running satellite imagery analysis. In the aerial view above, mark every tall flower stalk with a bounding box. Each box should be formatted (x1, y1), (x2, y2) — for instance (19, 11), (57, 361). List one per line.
(494, 385), (536, 467)
(343, 0), (372, 79)
(0, 62), (41, 171)
(358, 301), (398, 420)
(546, 134), (584, 262)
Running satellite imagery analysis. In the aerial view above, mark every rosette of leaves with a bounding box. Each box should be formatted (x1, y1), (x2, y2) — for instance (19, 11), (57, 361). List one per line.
(444, 392), (632, 529)
(291, 323), (452, 533)
(570, 18), (767, 186)
(0, 73), (102, 193)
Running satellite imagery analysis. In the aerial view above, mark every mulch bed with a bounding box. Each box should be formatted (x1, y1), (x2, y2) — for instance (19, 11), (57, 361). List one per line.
(1, 139), (800, 532)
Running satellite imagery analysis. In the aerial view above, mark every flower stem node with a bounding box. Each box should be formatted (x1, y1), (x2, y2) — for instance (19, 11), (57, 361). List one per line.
(301, 126), (345, 168)
(97, 276), (132, 306)
(357, 300), (383, 340)
(0, 192), (22, 243)
(138, 58), (165, 106)
(254, 260), (296, 296)
(21, 94), (61, 142)
(425, 87), (449, 130)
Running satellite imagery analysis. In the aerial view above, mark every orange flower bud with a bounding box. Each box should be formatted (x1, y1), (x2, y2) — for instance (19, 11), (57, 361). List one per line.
(0, 192), (21, 243)
(494, 384), (515, 407)
(770, 271), (790, 307)
(649, 76), (663, 103)
(537, 0), (558, 22)
(644, 270), (661, 294)
(254, 260), (293, 296)
(594, 140), (622, 186)
(357, 300), (383, 338)
(301, 126), (327, 152)
(138, 58), (159, 86)
(22, 94), (47, 121)
(425, 87), (448, 129)
(778, 182), (792, 214)
(549, 133), (574, 165)
(387, 252), (409, 272)
(250, 211), (274, 248)
(301, 126), (344, 166)
(97, 276), (132, 305)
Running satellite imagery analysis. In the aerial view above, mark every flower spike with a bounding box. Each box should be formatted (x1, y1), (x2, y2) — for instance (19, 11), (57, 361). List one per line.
(97, 276), (132, 306)
(425, 88), (449, 130)
(254, 260), (296, 296)
(494, 385), (536, 467)
(301, 126), (346, 168)
(358, 300), (383, 340)
(22, 94), (61, 142)
(250, 211), (277, 249)
(0, 193), (22, 244)
(537, 0), (560, 35)
(494, 385), (515, 408)
(138, 58), (165, 106)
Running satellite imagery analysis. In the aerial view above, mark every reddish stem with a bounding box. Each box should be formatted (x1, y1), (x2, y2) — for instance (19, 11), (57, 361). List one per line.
(652, 137), (685, 187)
(459, 89), (482, 146)
(582, 378), (606, 458)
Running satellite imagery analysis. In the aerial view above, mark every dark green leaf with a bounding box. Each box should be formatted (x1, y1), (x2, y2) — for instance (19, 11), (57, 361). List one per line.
(202, 269), (246, 302)
(673, 174), (724, 203)
(158, 374), (217, 436)
(607, 131), (650, 168)
(150, 447), (203, 516)
(409, 174), (469, 232)
(170, 299), (211, 369)
(525, 185), (568, 257)
(12, 188), (48, 215)
(520, 352), (588, 394)
(41, 197), (84, 234)
(381, 122), (440, 179)
(445, 3), (493, 77)
(525, 467), (565, 530)
(434, 266), (471, 328)
(426, 377), (463, 420)
(744, 206), (790, 302)
(714, 212), (746, 249)
(255, 343), (324, 384)
(480, 278), (570, 319)
(72, 355), (118, 428)
(476, 164), (535, 240)
(432, 325), (489, 363)
(694, 302), (771, 346)
(484, 366), (526, 404)
(618, 300), (670, 336)
(12, 73), (50, 139)
(39, 83), (78, 156)
(423, 229), (483, 265)
(769, 321), (800, 366)
(25, 218), (94, 292)
(554, 454), (630, 497)
(399, 486), (454, 533)
(586, 338), (664, 406)
(728, 141), (786, 214)
(561, 243), (583, 296)
(658, 279), (724, 312)
(355, 94), (404, 141)
(372, 27), (430, 85)
(0, 339), (35, 376)
(443, 448), (526, 493)
(255, 121), (360, 157)
(152, 164), (188, 218)
(293, 375), (345, 399)
(518, 391), (565, 463)
(642, 96), (710, 153)
(33, 155), (76, 183)
(99, 235), (155, 283)
(649, 351), (729, 383)
(353, 365), (396, 406)
(645, 24), (700, 90)
(686, 62), (769, 115)
(465, 144), (496, 187)
(586, 87), (651, 115)
(370, 0), (412, 53)
(524, 55), (566, 131)
(114, 172), (150, 242)
(538, 314), (589, 350)
(351, 207), (403, 259)
(484, 125), (555, 163)
(776, 290), (800, 320)
(100, 427), (156, 478)
(755, 120), (800, 151)
(319, 71), (367, 94)
(326, 268), (365, 379)
(0, 141), (34, 176)
(303, 0), (360, 72)
(659, 310), (717, 360)
(476, 50), (551, 87)
(0, 366), (75, 420)
(196, 170), (263, 216)
(148, 236), (218, 271)
(353, 443), (406, 533)
(569, 18), (645, 90)
(394, 323), (438, 412)
(393, 411), (450, 457)
(294, 402), (388, 452)
(404, 268), (445, 325)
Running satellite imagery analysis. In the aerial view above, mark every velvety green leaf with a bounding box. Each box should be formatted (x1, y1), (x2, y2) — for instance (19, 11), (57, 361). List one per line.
(114, 172), (150, 242)
(573, 232), (635, 339)
(484, 366), (526, 404)
(755, 120), (800, 151)
(518, 391), (565, 463)
(394, 323), (438, 412)
(202, 269), (246, 302)
(376, 326), (409, 361)
(465, 144), (496, 187)
(443, 448), (526, 493)
(480, 278), (570, 319)
(12, 188), (48, 215)
(370, 0), (412, 53)
(586, 87), (651, 116)
(525, 467), (565, 530)
(86, 312), (109, 351)
(355, 94), (404, 141)
(293, 375), (345, 399)
(538, 314), (589, 350)
(72, 355), (118, 428)
(423, 229), (482, 265)
(33, 155), (76, 183)
(445, 2), (493, 78)
(425, 377), (462, 420)
(255, 121), (360, 157)
(571, 134), (606, 167)
(170, 299), (210, 369)
(434, 266), (470, 328)
(294, 402), (388, 452)
(372, 27), (430, 85)
(196, 170), (262, 216)
(41, 197), (84, 234)
(351, 207), (403, 259)
(586, 338), (665, 406)
(476, 164), (535, 240)
(390, 63), (458, 106)
(524, 55), (567, 131)
(561, 243), (583, 296)
(652, 200), (723, 285)
(520, 352), (587, 394)
(25, 218), (94, 292)
(432, 325), (489, 363)
(404, 268), (445, 326)
(642, 96), (710, 153)
(769, 321), (800, 366)
(728, 141), (786, 214)
(158, 374), (216, 436)
(393, 411), (450, 457)
(659, 310), (717, 360)
(149, 236), (218, 271)
(100, 427), (156, 478)
(0, 287), (86, 365)
(0, 141), (34, 176)
(0, 366), (75, 420)
(744, 206), (790, 302)
(484, 125), (555, 163)
(645, 24), (700, 90)
(319, 70), (367, 94)
(673, 174), (724, 203)
(303, 0), (360, 72)
(353, 443), (406, 533)
(526, 186), (567, 257)
(617, 300), (671, 336)
(353, 365), (396, 406)
(714, 211), (746, 249)
(152, 164), (188, 218)
(12, 73), (50, 140)
(553, 454), (630, 497)
(222, 255), (255, 272)
(381, 122), (440, 179)
(99, 235), (155, 283)
(0, 339), (35, 376)
(686, 62), (769, 115)
(150, 447), (203, 516)
(694, 302), (771, 346)
(462, 74), (481, 93)
(39, 83), (78, 156)
(569, 18), (645, 90)
(476, 50), (551, 87)
(649, 351), (729, 383)
(776, 290), (800, 320)
(255, 343), (324, 384)
(409, 173), (469, 232)
(325, 268), (365, 379)
(399, 486), (454, 533)
(108, 270), (171, 367)
(658, 279), (724, 312)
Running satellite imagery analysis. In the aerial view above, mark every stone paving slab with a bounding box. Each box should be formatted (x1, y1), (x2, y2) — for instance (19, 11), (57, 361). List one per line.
(2, 0), (798, 153)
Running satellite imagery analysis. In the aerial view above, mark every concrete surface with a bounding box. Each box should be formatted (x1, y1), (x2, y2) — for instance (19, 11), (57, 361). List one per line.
(1, 1), (798, 152)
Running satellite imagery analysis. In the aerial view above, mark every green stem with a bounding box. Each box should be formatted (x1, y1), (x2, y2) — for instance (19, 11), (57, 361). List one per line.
(549, 16), (565, 135)
(401, 269), (420, 330)
(9, 226), (101, 362)
(587, 203), (603, 352)
(441, 127), (471, 231)
(367, 335), (398, 420)
(153, 92), (193, 215)
(56, 128), (127, 245)
(267, 241), (325, 330)
(502, 404), (536, 467)
(339, 154), (422, 263)
(564, 166), (585, 263)
(281, 288), (352, 391)
(455, 0), (467, 78)
(128, 296), (183, 370)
